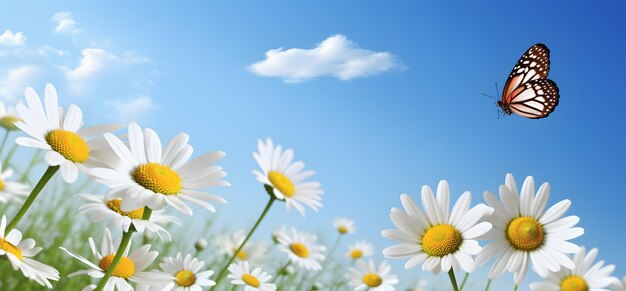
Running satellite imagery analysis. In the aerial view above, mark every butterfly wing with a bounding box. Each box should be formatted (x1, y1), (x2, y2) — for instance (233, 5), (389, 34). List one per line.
(501, 44), (551, 105)
(507, 79), (560, 119)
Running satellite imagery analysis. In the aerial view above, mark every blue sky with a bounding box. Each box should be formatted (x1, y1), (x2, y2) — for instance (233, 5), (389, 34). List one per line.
(1, 1), (625, 290)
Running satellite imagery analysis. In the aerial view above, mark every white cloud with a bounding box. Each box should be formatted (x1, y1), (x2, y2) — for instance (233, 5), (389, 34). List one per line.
(0, 65), (39, 100)
(248, 34), (401, 83)
(106, 95), (157, 121)
(65, 48), (150, 81)
(65, 48), (116, 81)
(52, 11), (80, 34)
(0, 30), (26, 46)
(38, 45), (67, 57)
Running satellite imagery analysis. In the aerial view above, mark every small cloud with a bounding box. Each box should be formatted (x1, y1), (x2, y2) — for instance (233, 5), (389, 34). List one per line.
(248, 34), (401, 83)
(106, 95), (157, 121)
(0, 30), (26, 46)
(38, 45), (67, 58)
(0, 65), (39, 100)
(65, 48), (116, 81)
(52, 11), (80, 34)
(64, 48), (150, 81)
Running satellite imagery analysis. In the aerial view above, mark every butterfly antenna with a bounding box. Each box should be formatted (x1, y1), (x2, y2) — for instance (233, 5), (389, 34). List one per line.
(481, 93), (497, 100)
(495, 82), (500, 97)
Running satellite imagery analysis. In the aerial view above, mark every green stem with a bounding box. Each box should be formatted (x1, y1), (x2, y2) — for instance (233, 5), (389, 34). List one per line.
(271, 261), (292, 283)
(2, 143), (17, 169)
(6, 165), (59, 232)
(211, 196), (276, 289)
(513, 285), (519, 291)
(484, 279), (492, 291)
(326, 235), (343, 261)
(459, 273), (469, 291)
(94, 207), (152, 291)
(20, 150), (42, 183)
(319, 235), (342, 270)
(448, 270), (459, 291)
(0, 129), (9, 159)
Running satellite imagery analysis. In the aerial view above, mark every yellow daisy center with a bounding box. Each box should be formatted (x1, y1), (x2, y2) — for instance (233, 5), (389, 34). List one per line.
(421, 224), (462, 257)
(45, 129), (89, 163)
(290, 242), (309, 258)
(362, 273), (382, 287)
(561, 275), (588, 291)
(242, 273), (260, 287)
(133, 163), (182, 195)
(0, 116), (20, 131)
(0, 178), (5, 191)
(506, 217), (544, 251)
(0, 237), (23, 260)
(350, 249), (363, 259)
(268, 171), (295, 197)
(232, 247), (248, 260)
(99, 254), (135, 279)
(338, 226), (348, 234)
(175, 270), (196, 287)
(106, 199), (145, 219)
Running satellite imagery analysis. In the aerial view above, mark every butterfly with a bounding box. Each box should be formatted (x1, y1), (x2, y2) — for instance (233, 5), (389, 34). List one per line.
(496, 43), (560, 119)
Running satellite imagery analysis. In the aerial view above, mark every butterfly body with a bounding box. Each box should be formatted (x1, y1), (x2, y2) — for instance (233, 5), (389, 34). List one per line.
(498, 43), (560, 119)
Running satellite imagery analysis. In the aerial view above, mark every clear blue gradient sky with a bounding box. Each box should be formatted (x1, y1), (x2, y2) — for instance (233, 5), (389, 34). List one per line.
(1, 1), (625, 290)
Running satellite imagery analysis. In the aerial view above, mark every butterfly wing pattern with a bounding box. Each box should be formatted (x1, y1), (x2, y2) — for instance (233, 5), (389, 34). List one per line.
(498, 43), (560, 119)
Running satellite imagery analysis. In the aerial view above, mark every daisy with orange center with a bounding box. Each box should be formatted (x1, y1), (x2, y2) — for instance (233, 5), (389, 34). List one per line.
(227, 261), (276, 291)
(89, 122), (229, 215)
(253, 138), (323, 216)
(346, 241), (374, 260)
(276, 227), (326, 271)
(476, 174), (584, 287)
(5, 83), (121, 235)
(0, 101), (21, 132)
(0, 216), (59, 288)
(382, 180), (494, 291)
(14, 83), (122, 183)
(334, 217), (355, 235)
(144, 253), (216, 290)
(60, 228), (168, 291)
(346, 259), (398, 291)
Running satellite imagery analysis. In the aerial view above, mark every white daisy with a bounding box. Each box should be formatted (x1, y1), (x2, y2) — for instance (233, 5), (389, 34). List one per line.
(276, 227), (326, 271)
(382, 180), (494, 274)
(0, 215), (59, 288)
(346, 240), (374, 260)
(0, 101), (21, 131)
(612, 276), (626, 291)
(253, 138), (323, 216)
(215, 230), (268, 265)
(0, 165), (30, 204)
(227, 261), (276, 291)
(148, 252), (216, 291)
(77, 193), (181, 241)
(346, 259), (398, 291)
(334, 217), (356, 235)
(89, 122), (229, 215)
(271, 225), (287, 244)
(195, 238), (208, 252)
(60, 228), (168, 291)
(530, 247), (619, 291)
(14, 83), (122, 183)
(476, 174), (584, 285)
